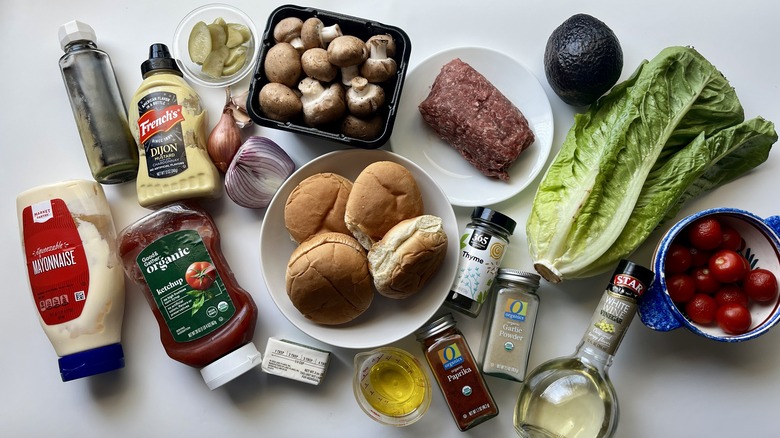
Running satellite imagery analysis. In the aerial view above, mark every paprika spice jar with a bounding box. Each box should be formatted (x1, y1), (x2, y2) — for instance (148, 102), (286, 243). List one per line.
(118, 202), (260, 389)
(415, 313), (499, 431)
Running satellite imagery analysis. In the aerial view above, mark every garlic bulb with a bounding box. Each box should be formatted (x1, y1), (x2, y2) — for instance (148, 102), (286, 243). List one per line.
(225, 136), (296, 209)
(207, 88), (243, 173)
(229, 87), (253, 128)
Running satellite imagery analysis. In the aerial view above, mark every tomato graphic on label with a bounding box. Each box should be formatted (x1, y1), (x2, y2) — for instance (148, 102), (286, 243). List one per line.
(185, 261), (217, 290)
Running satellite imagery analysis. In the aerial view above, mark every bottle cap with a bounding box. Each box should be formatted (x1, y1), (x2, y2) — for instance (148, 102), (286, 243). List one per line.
(610, 259), (655, 298)
(200, 342), (262, 390)
(471, 207), (516, 235)
(58, 20), (97, 51)
(496, 268), (541, 290)
(58, 343), (125, 381)
(415, 313), (458, 341)
(141, 43), (182, 78)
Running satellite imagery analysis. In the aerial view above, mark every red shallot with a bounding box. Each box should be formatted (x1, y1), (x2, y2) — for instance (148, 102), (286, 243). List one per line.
(207, 88), (243, 173)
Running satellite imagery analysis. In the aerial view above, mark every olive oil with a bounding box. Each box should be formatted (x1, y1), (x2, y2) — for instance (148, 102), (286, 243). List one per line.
(363, 359), (427, 417)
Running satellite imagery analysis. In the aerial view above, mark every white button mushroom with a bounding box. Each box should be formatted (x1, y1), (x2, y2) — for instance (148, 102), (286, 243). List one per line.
(346, 76), (385, 118)
(360, 35), (397, 83)
(298, 77), (346, 127)
(264, 42), (302, 88)
(301, 48), (338, 83)
(327, 35), (369, 87)
(301, 17), (343, 50)
(273, 17), (305, 54)
(258, 82), (303, 122)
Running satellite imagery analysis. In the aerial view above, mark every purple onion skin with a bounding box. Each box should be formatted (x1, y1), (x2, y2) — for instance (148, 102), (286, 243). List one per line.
(225, 136), (296, 209)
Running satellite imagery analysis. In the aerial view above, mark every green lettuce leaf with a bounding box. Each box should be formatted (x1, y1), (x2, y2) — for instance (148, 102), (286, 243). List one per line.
(577, 117), (776, 278)
(527, 46), (756, 283)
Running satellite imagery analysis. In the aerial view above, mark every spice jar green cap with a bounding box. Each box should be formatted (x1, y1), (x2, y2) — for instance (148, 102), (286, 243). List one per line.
(415, 313), (457, 341)
(496, 269), (541, 289)
(471, 207), (516, 235)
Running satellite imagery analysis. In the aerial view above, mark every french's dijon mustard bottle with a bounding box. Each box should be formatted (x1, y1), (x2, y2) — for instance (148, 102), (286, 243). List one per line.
(128, 43), (220, 208)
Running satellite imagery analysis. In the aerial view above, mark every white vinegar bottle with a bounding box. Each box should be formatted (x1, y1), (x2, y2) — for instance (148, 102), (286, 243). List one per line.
(513, 260), (654, 438)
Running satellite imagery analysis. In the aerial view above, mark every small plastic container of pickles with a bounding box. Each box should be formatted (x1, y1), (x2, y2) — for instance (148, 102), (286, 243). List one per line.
(172, 3), (259, 88)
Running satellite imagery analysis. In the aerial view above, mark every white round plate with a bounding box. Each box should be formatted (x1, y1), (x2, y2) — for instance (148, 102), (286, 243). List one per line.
(259, 149), (459, 349)
(390, 46), (554, 207)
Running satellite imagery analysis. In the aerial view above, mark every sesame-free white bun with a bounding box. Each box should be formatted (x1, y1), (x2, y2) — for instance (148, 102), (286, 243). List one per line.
(286, 232), (373, 325)
(368, 215), (448, 299)
(345, 161), (424, 250)
(284, 172), (353, 243)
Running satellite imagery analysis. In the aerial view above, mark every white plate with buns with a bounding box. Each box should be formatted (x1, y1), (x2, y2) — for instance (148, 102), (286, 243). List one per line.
(259, 149), (459, 349)
(390, 46), (554, 207)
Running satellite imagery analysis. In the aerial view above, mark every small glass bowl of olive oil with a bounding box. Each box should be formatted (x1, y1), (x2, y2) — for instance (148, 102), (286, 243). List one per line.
(353, 347), (432, 426)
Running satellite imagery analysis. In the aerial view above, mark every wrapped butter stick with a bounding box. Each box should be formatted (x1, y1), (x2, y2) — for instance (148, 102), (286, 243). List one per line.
(261, 337), (331, 385)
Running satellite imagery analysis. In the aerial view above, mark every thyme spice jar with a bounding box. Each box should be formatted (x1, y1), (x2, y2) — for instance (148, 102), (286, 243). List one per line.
(415, 313), (498, 431)
(479, 269), (541, 382)
(445, 207), (516, 317)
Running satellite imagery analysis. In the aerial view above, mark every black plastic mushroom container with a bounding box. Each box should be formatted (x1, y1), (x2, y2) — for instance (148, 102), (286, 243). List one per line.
(246, 4), (412, 149)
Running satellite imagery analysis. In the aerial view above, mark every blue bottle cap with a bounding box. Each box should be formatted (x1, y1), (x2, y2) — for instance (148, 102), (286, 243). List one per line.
(58, 343), (125, 382)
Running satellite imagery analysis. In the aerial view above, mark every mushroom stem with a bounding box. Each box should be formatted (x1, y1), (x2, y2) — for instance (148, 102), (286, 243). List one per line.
(341, 65), (360, 87)
(299, 77), (346, 126)
(320, 24), (342, 45)
(368, 38), (389, 60)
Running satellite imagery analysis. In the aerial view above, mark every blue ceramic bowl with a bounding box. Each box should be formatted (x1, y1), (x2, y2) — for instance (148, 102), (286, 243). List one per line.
(639, 208), (780, 342)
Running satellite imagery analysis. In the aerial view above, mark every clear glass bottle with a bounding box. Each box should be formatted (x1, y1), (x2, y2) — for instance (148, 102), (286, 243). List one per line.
(480, 269), (541, 382)
(513, 260), (654, 438)
(445, 207), (516, 317)
(415, 313), (499, 431)
(58, 20), (139, 185)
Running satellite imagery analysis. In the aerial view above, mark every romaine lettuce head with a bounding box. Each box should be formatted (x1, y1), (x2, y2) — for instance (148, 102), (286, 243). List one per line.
(527, 46), (774, 283)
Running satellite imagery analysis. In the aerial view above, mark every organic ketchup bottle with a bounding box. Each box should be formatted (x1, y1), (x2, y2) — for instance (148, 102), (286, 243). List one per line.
(118, 202), (261, 389)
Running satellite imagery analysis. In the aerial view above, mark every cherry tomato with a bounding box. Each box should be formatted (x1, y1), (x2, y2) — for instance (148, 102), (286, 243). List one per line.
(709, 249), (748, 284)
(667, 273), (696, 303)
(744, 268), (779, 303)
(692, 267), (720, 294)
(185, 261), (217, 290)
(665, 243), (692, 274)
(687, 217), (722, 250)
(714, 284), (749, 308)
(719, 225), (744, 251)
(685, 294), (717, 324)
(716, 303), (752, 335)
(688, 247), (712, 268)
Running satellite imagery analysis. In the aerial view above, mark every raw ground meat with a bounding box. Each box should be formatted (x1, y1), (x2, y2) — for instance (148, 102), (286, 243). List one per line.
(418, 58), (535, 181)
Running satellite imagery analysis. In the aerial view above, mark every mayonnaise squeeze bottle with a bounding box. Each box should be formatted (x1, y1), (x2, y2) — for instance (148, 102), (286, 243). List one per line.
(16, 180), (126, 381)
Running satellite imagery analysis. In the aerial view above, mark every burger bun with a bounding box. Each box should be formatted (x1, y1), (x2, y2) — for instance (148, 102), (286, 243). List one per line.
(368, 215), (448, 299)
(286, 232), (373, 325)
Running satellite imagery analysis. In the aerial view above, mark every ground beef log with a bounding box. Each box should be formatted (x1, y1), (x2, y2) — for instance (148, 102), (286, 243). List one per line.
(418, 58), (535, 181)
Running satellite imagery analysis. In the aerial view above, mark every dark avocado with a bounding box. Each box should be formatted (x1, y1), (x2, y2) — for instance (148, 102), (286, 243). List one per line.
(544, 13), (623, 107)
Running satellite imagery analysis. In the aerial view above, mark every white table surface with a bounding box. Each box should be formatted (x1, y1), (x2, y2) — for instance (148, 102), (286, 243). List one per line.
(3, 0), (779, 436)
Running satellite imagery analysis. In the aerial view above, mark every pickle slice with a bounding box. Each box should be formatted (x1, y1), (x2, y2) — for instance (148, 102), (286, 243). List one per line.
(207, 23), (227, 48)
(228, 23), (251, 42)
(226, 26), (246, 48)
(223, 46), (248, 75)
(202, 46), (229, 78)
(187, 21), (212, 65)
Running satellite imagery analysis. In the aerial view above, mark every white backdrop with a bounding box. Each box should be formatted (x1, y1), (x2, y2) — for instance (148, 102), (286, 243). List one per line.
(2, 0), (779, 436)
